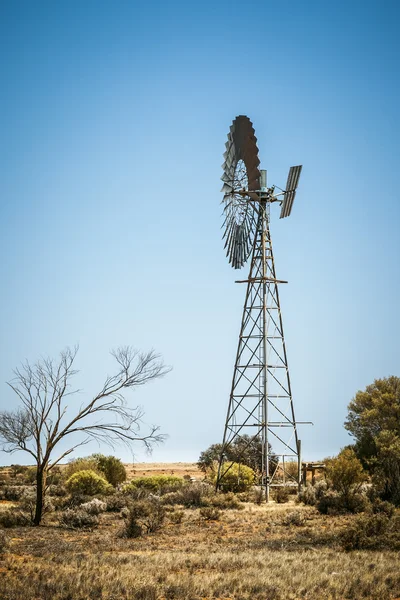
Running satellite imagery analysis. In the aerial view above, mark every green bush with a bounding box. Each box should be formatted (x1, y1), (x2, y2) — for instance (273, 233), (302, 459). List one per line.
(59, 508), (99, 529)
(91, 454), (127, 487)
(63, 458), (101, 480)
(326, 448), (367, 499)
(65, 470), (112, 497)
(211, 462), (255, 493)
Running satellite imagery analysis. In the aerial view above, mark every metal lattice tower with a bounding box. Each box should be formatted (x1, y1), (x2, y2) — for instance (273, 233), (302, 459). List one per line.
(216, 116), (305, 500)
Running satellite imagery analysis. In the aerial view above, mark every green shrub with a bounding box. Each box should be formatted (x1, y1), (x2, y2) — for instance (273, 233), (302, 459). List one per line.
(59, 508), (99, 529)
(274, 487), (290, 504)
(200, 506), (221, 521)
(0, 509), (30, 528)
(123, 476), (184, 495)
(91, 454), (127, 487)
(326, 448), (367, 507)
(341, 513), (400, 551)
(211, 462), (255, 493)
(65, 470), (112, 497)
(63, 458), (101, 480)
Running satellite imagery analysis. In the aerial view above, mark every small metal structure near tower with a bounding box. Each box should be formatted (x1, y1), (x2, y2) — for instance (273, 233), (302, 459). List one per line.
(217, 115), (307, 501)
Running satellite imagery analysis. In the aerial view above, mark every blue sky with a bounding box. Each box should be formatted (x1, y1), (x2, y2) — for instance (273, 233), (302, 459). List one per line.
(0, 0), (399, 465)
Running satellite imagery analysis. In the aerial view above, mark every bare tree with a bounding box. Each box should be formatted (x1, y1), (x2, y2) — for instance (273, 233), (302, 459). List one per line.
(0, 346), (170, 525)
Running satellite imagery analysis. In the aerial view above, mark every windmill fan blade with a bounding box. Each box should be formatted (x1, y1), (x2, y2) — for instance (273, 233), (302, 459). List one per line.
(280, 166), (302, 219)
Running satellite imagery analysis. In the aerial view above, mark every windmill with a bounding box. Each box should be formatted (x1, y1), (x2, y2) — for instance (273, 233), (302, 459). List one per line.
(216, 115), (306, 501)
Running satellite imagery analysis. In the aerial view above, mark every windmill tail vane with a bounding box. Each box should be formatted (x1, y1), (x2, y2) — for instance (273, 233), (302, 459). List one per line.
(217, 115), (310, 501)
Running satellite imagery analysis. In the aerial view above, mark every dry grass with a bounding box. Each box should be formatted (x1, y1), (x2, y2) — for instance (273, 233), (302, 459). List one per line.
(0, 501), (399, 599)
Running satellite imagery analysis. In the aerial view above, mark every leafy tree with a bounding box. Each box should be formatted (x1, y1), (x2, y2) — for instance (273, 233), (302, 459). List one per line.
(91, 454), (127, 487)
(345, 376), (400, 505)
(371, 431), (400, 506)
(345, 376), (400, 465)
(0, 346), (170, 525)
(198, 435), (277, 475)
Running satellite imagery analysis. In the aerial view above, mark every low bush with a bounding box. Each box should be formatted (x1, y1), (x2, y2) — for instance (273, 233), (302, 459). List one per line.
(80, 498), (107, 515)
(341, 513), (400, 551)
(162, 483), (213, 507)
(282, 510), (306, 526)
(200, 506), (221, 521)
(19, 489), (54, 520)
(2, 485), (29, 501)
(47, 483), (68, 498)
(0, 509), (30, 528)
(316, 490), (343, 515)
(298, 484), (317, 506)
(122, 498), (166, 538)
(251, 487), (264, 505)
(106, 493), (129, 512)
(372, 498), (396, 517)
(274, 487), (290, 504)
(59, 508), (99, 530)
(209, 492), (242, 510)
(65, 470), (112, 497)
(168, 510), (184, 524)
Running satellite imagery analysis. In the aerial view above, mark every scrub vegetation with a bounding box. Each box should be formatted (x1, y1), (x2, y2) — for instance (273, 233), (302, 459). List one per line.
(0, 372), (399, 598)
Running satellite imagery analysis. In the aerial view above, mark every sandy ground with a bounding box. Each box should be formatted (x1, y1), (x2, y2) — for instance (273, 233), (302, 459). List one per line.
(124, 462), (202, 480)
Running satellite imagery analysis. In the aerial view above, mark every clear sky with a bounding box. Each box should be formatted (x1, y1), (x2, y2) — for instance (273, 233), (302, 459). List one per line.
(1, 0), (399, 465)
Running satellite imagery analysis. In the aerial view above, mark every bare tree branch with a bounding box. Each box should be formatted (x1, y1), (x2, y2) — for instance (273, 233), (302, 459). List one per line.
(0, 346), (171, 525)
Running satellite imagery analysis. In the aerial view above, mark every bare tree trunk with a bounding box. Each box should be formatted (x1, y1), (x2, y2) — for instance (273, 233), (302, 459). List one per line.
(34, 467), (47, 526)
